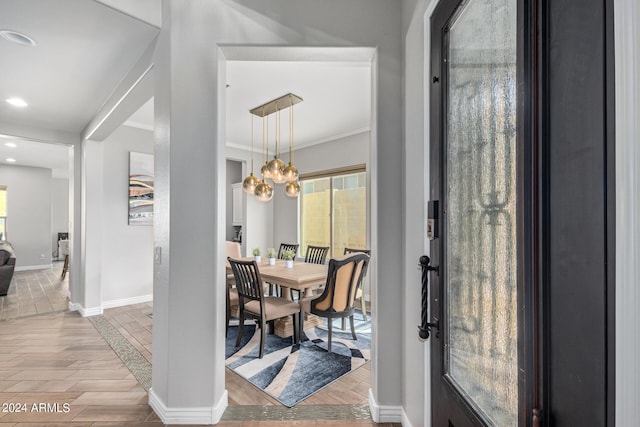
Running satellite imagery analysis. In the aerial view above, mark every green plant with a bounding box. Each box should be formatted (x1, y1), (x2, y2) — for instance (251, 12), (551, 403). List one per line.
(282, 249), (295, 261)
(266, 248), (277, 258)
(252, 247), (261, 256)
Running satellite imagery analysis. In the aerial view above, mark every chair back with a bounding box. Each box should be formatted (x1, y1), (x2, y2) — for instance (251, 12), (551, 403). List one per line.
(343, 248), (371, 279)
(343, 247), (371, 256)
(226, 241), (242, 262)
(227, 257), (264, 306)
(312, 252), (370, 316)
(305, 245), (329, 264)
(277, 243), (299, 259)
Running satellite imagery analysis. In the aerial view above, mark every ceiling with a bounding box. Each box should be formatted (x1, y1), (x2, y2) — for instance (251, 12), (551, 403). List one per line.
(0, 1), (371, 179)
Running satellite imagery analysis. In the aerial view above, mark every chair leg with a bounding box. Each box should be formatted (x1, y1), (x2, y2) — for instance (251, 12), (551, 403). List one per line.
(350, 315), (357, 340)
(259, 321), (266, 359)
(225, 290), (231, 338)
(327, 319), (333, 353)
(299, 311), (305, 340)
(361, 295), (367, 321)
(235, 312), (244, 348)
(341, 317), (347, 331)
(293, 313), (299, 344)
(61, 255), (69, 280)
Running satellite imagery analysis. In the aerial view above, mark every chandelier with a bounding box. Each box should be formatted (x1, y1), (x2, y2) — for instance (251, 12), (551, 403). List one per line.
(242, 93), (302, 201)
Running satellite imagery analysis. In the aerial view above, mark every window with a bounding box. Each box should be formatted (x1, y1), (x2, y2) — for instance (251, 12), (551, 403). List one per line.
(299, 166), (366, 257)
(0, 186), (6, 241)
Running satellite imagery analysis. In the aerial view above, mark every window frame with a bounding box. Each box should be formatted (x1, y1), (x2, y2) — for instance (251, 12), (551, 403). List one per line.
(0, 185), (7, 241)
(298, 164), (367, 258)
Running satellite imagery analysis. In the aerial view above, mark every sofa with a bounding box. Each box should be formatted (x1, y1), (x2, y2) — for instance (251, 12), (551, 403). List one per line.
(0, 241), (16, 296)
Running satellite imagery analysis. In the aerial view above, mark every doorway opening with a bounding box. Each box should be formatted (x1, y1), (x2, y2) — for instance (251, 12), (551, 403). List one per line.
(222, 46), (377, 412)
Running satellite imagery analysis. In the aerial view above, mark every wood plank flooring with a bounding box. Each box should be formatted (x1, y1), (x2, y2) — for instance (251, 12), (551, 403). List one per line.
(0, 267), (400, 426)
(0, 262), (69, 321)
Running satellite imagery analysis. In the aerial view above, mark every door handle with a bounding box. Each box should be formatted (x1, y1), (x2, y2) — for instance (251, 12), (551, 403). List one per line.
(418, 255), (439, 340)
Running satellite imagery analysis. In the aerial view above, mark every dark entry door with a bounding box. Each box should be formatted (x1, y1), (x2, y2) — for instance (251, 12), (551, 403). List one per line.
(428, 0), (525, 425)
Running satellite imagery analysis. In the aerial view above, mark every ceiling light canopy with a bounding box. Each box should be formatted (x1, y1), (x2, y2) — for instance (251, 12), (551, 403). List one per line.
(6, 97), (28, 108)
(0, 30), (37, 47)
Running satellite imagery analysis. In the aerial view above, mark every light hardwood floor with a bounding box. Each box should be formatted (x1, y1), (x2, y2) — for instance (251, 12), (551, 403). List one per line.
(0, 261), (69, 321)
(0, 267), (399, 426)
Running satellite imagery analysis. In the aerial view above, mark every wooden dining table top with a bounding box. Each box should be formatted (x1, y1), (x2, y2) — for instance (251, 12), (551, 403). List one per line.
(226, 257), (328, 291)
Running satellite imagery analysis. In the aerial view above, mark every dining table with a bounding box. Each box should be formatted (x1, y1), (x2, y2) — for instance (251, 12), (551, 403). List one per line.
(226, 257), (329, 338)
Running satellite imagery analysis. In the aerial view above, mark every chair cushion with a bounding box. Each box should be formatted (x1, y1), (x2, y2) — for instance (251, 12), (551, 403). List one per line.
(244, 297), (300, 321)
(298, 295), (315, 314)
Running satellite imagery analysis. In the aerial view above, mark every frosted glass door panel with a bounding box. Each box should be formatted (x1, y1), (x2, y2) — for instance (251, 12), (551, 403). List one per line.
(444, 0), (518, 425)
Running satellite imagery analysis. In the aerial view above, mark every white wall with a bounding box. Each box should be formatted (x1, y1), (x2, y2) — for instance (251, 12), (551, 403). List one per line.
(51, 177), (69, 259)
(100, 125), (154, 305)
(615, 0), (640, 425)
(0, 165), (52, 269)
(226, 146), (272, 257)
(151, 2), (404, 422)
(402, 1), (434, 425)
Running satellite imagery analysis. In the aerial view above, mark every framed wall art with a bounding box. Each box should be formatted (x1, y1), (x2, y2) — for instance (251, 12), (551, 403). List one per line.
(128, 152), (154, 226)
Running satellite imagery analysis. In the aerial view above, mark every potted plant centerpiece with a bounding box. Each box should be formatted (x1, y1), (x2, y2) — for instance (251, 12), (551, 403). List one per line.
(282, 249), (295, 268)
(252, 248), (261, 263)
(267, 248), (277, 265)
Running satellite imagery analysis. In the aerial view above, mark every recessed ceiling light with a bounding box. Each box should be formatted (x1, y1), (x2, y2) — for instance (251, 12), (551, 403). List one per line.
(4, 142), (17, 148)
(6, 158), (16, 163)
(6, 98), (27, 107)
(0, 30), (37, 47)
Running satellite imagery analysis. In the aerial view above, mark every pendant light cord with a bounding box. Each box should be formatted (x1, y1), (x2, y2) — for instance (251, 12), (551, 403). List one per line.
(250, 114), (254, 173)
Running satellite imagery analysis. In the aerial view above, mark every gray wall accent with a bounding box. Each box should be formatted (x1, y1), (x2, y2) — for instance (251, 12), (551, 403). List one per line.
(51, 177), (69, 259)
(0, 165), (52, 268)
(226, 159), (242, 241)
(100, 125), (154, 303)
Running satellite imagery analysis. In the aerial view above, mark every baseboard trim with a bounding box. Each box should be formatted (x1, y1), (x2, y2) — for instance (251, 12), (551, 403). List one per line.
(102, 294), (153, 309)
(401, 408), (415, 427)
(68, 302), (103, 317)
(368, 389), (403, 423)
(148, 388), (228, 425)
(15, 264), (52, 272)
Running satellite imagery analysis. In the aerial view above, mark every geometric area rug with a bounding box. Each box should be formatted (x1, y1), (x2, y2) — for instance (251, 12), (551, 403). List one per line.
(225, 313), (371, 407)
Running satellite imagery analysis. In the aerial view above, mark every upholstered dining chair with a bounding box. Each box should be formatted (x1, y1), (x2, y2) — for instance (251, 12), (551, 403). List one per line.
(343, 247), (371, 323)
(299, 252), (370, 352)
(228, 257), (301, 358)
(225, 241), (242, 337)
(267, 243), (300, 296)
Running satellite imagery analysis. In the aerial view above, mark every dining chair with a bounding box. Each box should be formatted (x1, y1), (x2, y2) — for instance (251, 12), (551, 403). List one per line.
(228, 257), (301, 358)
(299, 252), (370, 352)
(278, 243), (300, 260)
(288, 245), (330, 300)
(225, 241), (242, 337)
(343, 247), (371, 323)
(305, 245), (329, 265)
(267, 243), (300, 296)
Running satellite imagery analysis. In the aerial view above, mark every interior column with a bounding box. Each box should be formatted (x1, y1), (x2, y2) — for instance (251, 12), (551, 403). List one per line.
(149, 1), (227, 423)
